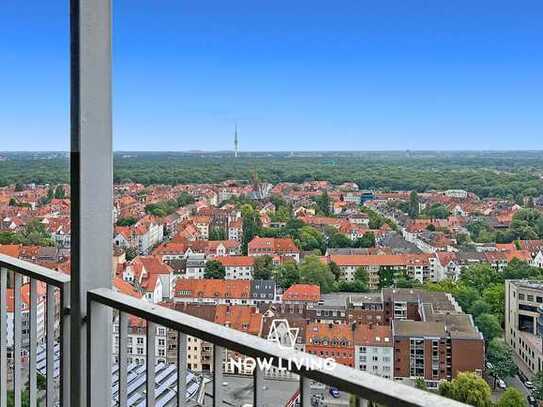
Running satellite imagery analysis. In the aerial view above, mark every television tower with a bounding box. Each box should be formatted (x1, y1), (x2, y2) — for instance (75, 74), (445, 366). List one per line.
(234, 123), (239, 158)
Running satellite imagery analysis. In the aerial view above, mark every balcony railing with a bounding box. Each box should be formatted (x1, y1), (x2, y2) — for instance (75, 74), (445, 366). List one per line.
(0, 254), (469, 407)
(0, 253), (70, 407)
(2, 1), (469, 406)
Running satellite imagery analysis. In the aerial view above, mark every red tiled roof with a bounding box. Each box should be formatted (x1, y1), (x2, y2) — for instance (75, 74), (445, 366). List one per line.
(353, 324), (392, 346)
(217, 256), (255, 267)
(283, 284), (320, 302)
(0, 244), (22, 258)
(248, 237), (299, 253)
(306, 322), (353, 343)
(113, 277), (142, 298)
(175, 279), (251, 299)
(137, 256), (173, 275)
(214, 305), (262, 335)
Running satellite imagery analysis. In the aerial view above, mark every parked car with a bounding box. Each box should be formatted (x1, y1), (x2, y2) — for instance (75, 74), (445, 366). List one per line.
(310, 381), (325, 390)
(525, 381), (534, 390)
(329, 387), (340, 398)
(486, 362), (494, 370)
(519, 372), (528, 383)
(527, 395), (537, 407)
(497, 379), (506, 389)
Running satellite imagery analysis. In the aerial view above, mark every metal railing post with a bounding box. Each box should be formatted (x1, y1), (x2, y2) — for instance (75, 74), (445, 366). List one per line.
(70, 0), (113, 405)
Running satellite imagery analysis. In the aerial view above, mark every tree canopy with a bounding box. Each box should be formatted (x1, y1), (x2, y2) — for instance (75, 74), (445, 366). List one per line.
(438, 372), (492, 407)
(299, 255), (336, 293)
(204, 260), (225, 279)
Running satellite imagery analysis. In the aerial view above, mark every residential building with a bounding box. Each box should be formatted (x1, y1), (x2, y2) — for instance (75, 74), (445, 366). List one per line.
(354, 324), (393, 379)
(248, 237), (300, 263)
(305, 323), (354, 368)
(217, 256), (255, 280)
(505, 280), (543, 374)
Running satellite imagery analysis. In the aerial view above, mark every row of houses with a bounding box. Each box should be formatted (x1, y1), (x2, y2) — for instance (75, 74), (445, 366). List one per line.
(110, 285), (483, 388)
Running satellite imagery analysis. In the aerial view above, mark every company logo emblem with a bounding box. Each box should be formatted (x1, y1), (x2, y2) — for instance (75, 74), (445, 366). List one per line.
(267, 319), (299, 350)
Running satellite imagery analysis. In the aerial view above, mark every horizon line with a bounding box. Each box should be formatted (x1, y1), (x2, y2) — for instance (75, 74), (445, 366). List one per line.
(2, 149), (543, 154)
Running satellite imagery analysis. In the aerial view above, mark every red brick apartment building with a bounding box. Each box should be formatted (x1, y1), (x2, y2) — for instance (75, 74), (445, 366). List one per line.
(305, 323), (354, 368)
(390, 291), (485, 388)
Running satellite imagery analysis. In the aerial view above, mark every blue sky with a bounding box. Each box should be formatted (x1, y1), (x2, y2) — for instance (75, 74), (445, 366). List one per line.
(1, 1), (542, 151)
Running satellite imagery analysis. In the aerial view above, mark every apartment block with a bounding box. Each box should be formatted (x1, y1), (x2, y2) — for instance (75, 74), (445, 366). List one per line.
(505, 280), (543, 374)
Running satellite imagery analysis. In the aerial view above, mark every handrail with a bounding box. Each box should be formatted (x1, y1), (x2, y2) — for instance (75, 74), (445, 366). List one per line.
(88, 287), (469, 407)
(0, 253), (71, 288)
(0, 253), (71, 407)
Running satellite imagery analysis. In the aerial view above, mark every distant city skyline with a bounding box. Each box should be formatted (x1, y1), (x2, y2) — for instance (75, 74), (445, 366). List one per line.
(1, 0), (542, 151)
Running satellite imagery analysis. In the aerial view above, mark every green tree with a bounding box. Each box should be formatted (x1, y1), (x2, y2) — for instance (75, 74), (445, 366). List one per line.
(426, 223), (436, 231)
(116, 217), (137, 226)
(54, 184), (66, 199)
(7, 389), (30, 407)
(456, 232), (470, 246)
(125, 247), (138, 261)
(337, 267), (370, 293)
(439, 371), (492, 407)
(274, 261), (300, 289)
(378, 266), (396, 288)
(454, 285), (481, 312)
(14, 182), (24, 192)
(209, 227), (227, 241)
(253, 255), (274, 280)
(475, 313), (502, 343)
(39, 185), (55, 206)
(533, 370), (543, 400)
(422, 203), (450, 219)
(354, 267), (369, 287)
(511, 208), (543, 240)
(271, 206), (291, 223)
(19, 219), (54, 246)
(408, 191), (419, 218)
(459, 263), (501, 293)
(482, 283), (505, 320)
(8, 198), (17, 206)
(395, 275), (422, 288)
(204, 260), (226, 279)
(469, 300), (491, 318)
(355, 232), (376, 248)
(315, 191), (331, 216)
(503, 259), (543, 281)
(176, 192), (195, 207)
(497, 388), (527, 407)
(487, 339), (518, 388)
(298, 226), (325, 252)
(414, 377), (427, 391)
(467, 219), (495, 243)
(329, 261), (341, 281)
(241, 204), (261, 255)
(299, 255), (336, 293)
(327, 229), (353, 248)
(145, 199), (178, 217)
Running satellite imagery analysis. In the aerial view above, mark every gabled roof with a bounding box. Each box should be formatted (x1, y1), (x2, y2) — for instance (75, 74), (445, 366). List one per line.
(214, 305), (263, 335)
(248, 237), (299, 253)
(136, 256), (173, 275)
(113, 277), (142, 298)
